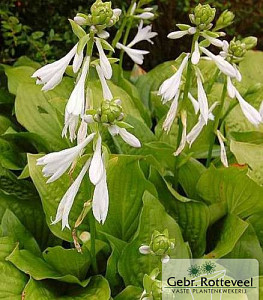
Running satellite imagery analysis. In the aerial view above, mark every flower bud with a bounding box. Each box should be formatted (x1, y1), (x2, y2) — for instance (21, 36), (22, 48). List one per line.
(90, 0), (113, 27)
(141, 269), (162, 300)
(99, 99), (123, 124)
(74, 13), (89, 25)
(191, 4), (216, 30)
(228, 39), (247, 62)
(149, 229), (175, 256)
(215, 10), (235, 30)
(241, 36), (257, 50)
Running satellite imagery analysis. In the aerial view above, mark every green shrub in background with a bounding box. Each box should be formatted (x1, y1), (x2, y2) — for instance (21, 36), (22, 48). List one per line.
(1, 0), (263, 68)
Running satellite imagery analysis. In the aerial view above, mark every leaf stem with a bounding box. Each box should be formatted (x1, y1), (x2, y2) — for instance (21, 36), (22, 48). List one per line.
(89, 210), (98, 274)
(206, 78), (227, 167)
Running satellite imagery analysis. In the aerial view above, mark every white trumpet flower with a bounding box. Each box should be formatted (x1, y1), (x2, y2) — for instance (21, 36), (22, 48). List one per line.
(196, 72), (209, 123)
(167, 27), (196, 40)
(127, 21), (157, 48)
(63, 57), (90, 141)
(116, 43), (149, 65)
(235, 89), (262, 126)
(191, 40), (200, 65)
(187, 102), (218, 146)
(174, 111), (187, 156)
(96, 65), (113, 100)
(52, 159), (91, 230)
(216, 130), (228, 168)
(116, 21), (157, 65)
(95, 38), (112, 79)
(37, 133), (95, 183)
(158, 54), (190, 102)
(135, 12), (154, 19)
(92, 165), (109, 224)
(226, 77), (261, 126)
(200, 47), (237, 78)
(162, 90), (180, 132)
(89, 135), (104, 185)
(201, 32), (224, 48)
(108, 125), (141, 147)
(32, 44), (77, 91)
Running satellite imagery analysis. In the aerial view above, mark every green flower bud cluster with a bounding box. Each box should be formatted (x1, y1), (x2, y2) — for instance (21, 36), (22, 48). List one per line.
(74, 0), (120, 30)
(141, 269), (162, 300)
(190, 4), (216, 30)
(94, 99), (124, 124)
(214, 10), (235, 31)
(149, 229), (175, 256)
(90, 0), (113, 26)
(228, 37), (257, 63)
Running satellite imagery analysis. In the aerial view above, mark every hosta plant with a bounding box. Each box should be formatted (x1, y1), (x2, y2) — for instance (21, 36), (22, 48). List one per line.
(0, 1), (263, 299)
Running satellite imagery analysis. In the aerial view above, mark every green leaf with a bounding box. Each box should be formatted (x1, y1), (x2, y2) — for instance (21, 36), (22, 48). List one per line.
(224, 224), (263, 273)
(0, 115), (11, 134)
(205, 214), (249, 259)
(7, 245), (91, 286)
(28, 154), (92, 242)
(0, 167), (59, 251)
(96, 156), (157, 242)
(43, 246), (91, 281)
(149, 168), (209, 257)
(115, 286), (142, 300)
(0, 237), (28, 299)
(197, 166), (263, 218)
(1, 209), (41, 256)
(118, 191), (189, 286)
(69, 19), (86, 39)
(104, 233), (127, 293)
(23, 275), (111, 299)
(4, 66), (35, 95)
(178, 156), (206, 199)
(15, 83), (70, 151)
(230, 140), (263, 185)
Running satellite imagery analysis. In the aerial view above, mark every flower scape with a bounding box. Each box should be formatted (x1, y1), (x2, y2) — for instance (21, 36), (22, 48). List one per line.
(0, 1), (263, 299)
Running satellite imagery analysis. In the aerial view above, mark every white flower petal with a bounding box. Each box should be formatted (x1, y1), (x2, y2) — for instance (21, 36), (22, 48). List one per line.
(139, 245), (151, 255)
(127, 21), (157, 48)
(233, 64), (242, 82)
(135, 12), (154, 19)
(96, 38), (112, 79)
(197, 73), (209, 123)
(167, 30), (188, 39)
(77, 120), (88, 145)
(96, 65), (113, 100)
(37, 133), (95, 182)
(89, 135), (104, 185)
(158, 54), (189, 102)
(227, 76), (236, 99)
(32, 44), (77, 91)
(62, 113), (78, 142)
(188, 92), (200, 114)
(201, 33), (223, 48)
(92, 169), (108, 224)
(65, 56), (90, 117)
(113, 8), (122, 17)
(259, 101), (263, 118)
(74, 16), (86, 25)
(162, 91), (179, 132)
(161, 254), (170, 264)
(235, 89), (262, 126)
(116, 43), (149, 65)
(118, 128), (141, 148)
(200, 47), (237, 78)
(72, 49), (84, 73)
(97, 30), (110, 39)
(216, 130), (228, 168)
(191, 40), (200, 65)
(51, 159), (90, 230)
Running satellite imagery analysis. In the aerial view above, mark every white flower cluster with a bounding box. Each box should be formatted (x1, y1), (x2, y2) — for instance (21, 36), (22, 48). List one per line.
(32, 2), (143, 230)
(158, 17), (262, 167)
